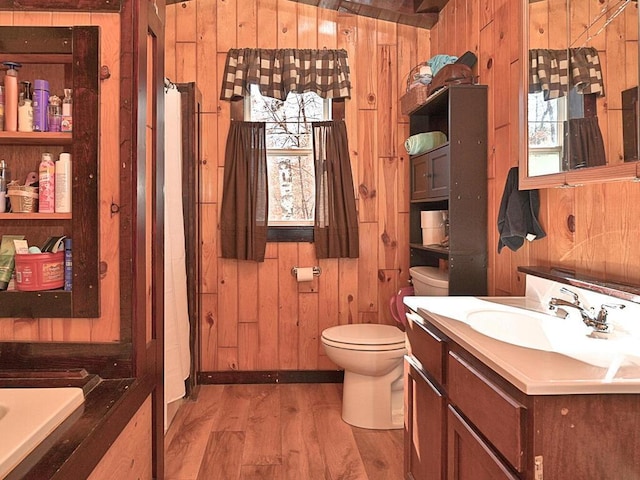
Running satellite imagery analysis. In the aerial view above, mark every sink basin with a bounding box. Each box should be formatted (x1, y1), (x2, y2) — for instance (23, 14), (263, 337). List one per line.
(465, 308), (640, 369)
(466, 310), (557, 352)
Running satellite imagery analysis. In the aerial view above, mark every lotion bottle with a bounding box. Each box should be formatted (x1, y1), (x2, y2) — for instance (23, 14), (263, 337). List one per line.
(2, 62), (21, 132)
(18, 81), (33, 132)
(38, 152), (55, 213)
(55, 152), (71, 213)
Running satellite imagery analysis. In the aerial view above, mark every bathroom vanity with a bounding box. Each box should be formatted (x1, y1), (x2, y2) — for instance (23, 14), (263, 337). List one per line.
(403, 268), (640, 480)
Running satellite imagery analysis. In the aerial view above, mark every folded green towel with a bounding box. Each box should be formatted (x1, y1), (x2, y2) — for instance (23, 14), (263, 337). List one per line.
(404, 131), (447, 155)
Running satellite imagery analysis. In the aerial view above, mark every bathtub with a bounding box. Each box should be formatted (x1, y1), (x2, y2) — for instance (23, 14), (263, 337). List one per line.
(0, 387), (84, 479)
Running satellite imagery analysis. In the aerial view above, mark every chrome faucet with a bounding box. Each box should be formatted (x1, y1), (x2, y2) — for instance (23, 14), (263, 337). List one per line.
(548, 287), (625, 333)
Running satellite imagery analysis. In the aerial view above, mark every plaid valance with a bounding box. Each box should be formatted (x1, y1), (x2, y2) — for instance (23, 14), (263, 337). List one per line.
(529, 47), (604, 100)
(220, 48), (352, 101)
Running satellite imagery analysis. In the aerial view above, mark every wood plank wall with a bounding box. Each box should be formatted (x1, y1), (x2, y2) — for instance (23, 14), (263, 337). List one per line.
(167, 0), (640, 373)
(0, 11), (122, 343)
(165, 0), (431, 371)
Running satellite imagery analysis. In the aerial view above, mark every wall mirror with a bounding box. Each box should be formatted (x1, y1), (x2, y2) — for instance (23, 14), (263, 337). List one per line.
(520, 0), (640, 189)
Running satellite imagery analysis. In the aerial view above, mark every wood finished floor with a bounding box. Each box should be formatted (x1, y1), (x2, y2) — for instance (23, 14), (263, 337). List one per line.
(164, 383), (404, 480)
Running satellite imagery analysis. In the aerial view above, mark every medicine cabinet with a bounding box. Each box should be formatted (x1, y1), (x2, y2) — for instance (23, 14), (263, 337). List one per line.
(520, 0), (640, 189)
(0, 26), (99, 318)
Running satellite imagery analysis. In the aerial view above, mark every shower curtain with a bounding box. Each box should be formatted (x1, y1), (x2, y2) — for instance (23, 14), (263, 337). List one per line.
(164, 83), (191, 430)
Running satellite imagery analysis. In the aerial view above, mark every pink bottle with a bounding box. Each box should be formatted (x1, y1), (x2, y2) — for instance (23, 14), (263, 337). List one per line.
(38, 152), (55, 213)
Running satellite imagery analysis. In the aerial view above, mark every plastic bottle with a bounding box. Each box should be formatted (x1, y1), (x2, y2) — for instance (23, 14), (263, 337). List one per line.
(2, 62), (21, 132)
(18, 81), (33, 132)
(32, 79), (49, 132)
(55, 152), (71, 213)
(63, 237), (72, 291)
(48, 95), (62, 133)
(38, 152), (55, 213)
(0, 160), (9, 213)
(0, 84), (4, 131)
(61, 88), (73, 132)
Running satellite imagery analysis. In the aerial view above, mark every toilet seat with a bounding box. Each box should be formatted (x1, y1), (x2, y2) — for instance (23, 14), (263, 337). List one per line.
(321, 324), (406, 351)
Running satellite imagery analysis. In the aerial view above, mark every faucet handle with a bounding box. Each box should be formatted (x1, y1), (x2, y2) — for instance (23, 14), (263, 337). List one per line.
(593, 303), (625, 332)
(559, 287), (580, 305)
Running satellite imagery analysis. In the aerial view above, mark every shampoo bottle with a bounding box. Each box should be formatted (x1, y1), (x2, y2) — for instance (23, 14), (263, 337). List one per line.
(32, 79), (49, 132)
(2, 62), (21, 132)
(55, 153), (71, 213)
(38, 152), (55, 213)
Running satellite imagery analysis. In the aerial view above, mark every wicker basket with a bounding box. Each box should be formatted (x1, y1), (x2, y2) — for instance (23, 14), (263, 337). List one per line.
(400, 84), (430, 115)
(8, 185), (39, 213)
(401, 61), (431, 115)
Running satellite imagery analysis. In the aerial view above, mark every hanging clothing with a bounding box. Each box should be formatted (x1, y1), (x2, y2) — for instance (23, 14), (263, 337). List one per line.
(497, 167), (546, 253)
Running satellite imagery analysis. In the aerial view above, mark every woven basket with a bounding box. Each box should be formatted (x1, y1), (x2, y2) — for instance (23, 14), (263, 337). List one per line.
(8, 185), (39, 213)
(401, 84), (430, 115)
(401, 61), (431, 115)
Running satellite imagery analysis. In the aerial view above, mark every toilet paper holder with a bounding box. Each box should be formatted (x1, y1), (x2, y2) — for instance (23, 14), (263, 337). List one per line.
(291, 266), (322, 278)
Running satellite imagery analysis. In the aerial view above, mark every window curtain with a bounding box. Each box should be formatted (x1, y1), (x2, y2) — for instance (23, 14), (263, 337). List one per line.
(529, 47), (604, 100)
(220, 121), (269, 262)
(220, 48), (352, 101)
(563, 117), (607, 169)
(313, 120), (359, 259)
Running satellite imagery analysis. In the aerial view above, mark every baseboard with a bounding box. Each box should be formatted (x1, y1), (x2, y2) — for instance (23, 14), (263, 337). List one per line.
(197, 370), (344, 385)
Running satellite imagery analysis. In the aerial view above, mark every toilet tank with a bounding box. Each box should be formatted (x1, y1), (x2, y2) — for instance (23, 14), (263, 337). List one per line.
(409, 266), (449, 296)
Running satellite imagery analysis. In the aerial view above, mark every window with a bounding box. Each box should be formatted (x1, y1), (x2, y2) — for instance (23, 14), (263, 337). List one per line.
(246, 84), (331, 241)
(528, 91), (566, 176)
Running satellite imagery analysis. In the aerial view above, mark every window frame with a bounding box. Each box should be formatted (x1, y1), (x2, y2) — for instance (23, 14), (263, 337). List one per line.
(232, 92), (345, 243)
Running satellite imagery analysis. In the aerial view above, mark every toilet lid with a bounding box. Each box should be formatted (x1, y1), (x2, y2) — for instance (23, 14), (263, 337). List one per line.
(322, 324), (405, 348)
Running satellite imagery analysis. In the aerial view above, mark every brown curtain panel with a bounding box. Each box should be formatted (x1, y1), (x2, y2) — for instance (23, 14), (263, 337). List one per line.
(220, 121), (269, 262)
(220, 48), (352, 101)
(313, 120), (359, 259)
(563, 117), (607, 170)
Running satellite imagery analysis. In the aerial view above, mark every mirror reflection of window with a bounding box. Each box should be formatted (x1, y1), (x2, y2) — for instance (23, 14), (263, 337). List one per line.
(528, 91), (566, 176)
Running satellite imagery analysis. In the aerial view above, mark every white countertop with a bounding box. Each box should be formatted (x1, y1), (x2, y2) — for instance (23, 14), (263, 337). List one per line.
(404, 296), (640, 395)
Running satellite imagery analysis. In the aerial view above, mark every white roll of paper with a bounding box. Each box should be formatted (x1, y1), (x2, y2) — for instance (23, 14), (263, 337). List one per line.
(421, 210), (444, 228)
(296, 267), (315, 282)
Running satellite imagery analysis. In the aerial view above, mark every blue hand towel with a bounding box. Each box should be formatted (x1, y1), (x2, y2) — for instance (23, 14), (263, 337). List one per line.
(404, 132), (448, 155)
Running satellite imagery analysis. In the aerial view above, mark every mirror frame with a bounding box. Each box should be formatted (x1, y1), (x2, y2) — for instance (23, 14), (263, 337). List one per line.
(519, 0), (640, 190)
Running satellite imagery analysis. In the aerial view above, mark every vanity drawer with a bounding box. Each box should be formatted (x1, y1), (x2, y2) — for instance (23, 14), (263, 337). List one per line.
(406, 312), (446, 386)
(447, 352), (526, 473)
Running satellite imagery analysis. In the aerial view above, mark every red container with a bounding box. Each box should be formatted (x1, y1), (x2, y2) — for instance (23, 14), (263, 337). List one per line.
(14, 251), (64, 291)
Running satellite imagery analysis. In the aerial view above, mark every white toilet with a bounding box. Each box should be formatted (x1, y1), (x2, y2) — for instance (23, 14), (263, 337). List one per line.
(321, 323), (407, 429)
(409, 265), (449, 296)
(320, 266), (449, 430)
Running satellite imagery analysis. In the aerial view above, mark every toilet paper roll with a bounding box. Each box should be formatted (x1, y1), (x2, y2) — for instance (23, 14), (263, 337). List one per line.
(422, 227), (445, 246)
(296, 267), (315, 282)
(421, 210), (444, 228)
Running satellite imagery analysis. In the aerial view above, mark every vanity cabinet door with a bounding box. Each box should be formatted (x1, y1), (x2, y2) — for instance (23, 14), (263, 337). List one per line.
(447, 352), (525, 472)
(447, 407), (519, 480)
(405, 357), (446, 480)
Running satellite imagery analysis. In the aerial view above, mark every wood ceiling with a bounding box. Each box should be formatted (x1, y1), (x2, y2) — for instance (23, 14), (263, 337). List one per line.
(165, 0), (444, 29)
(286, 0), (442, 29)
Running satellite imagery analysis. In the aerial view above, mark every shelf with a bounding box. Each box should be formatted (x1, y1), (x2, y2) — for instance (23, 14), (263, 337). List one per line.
(0, 213), (72, 220)
(0, 290), (72, 318)
(0, 132), (73, 146)
(409, 141), (450, 159)
(410, 242), (449, 256)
